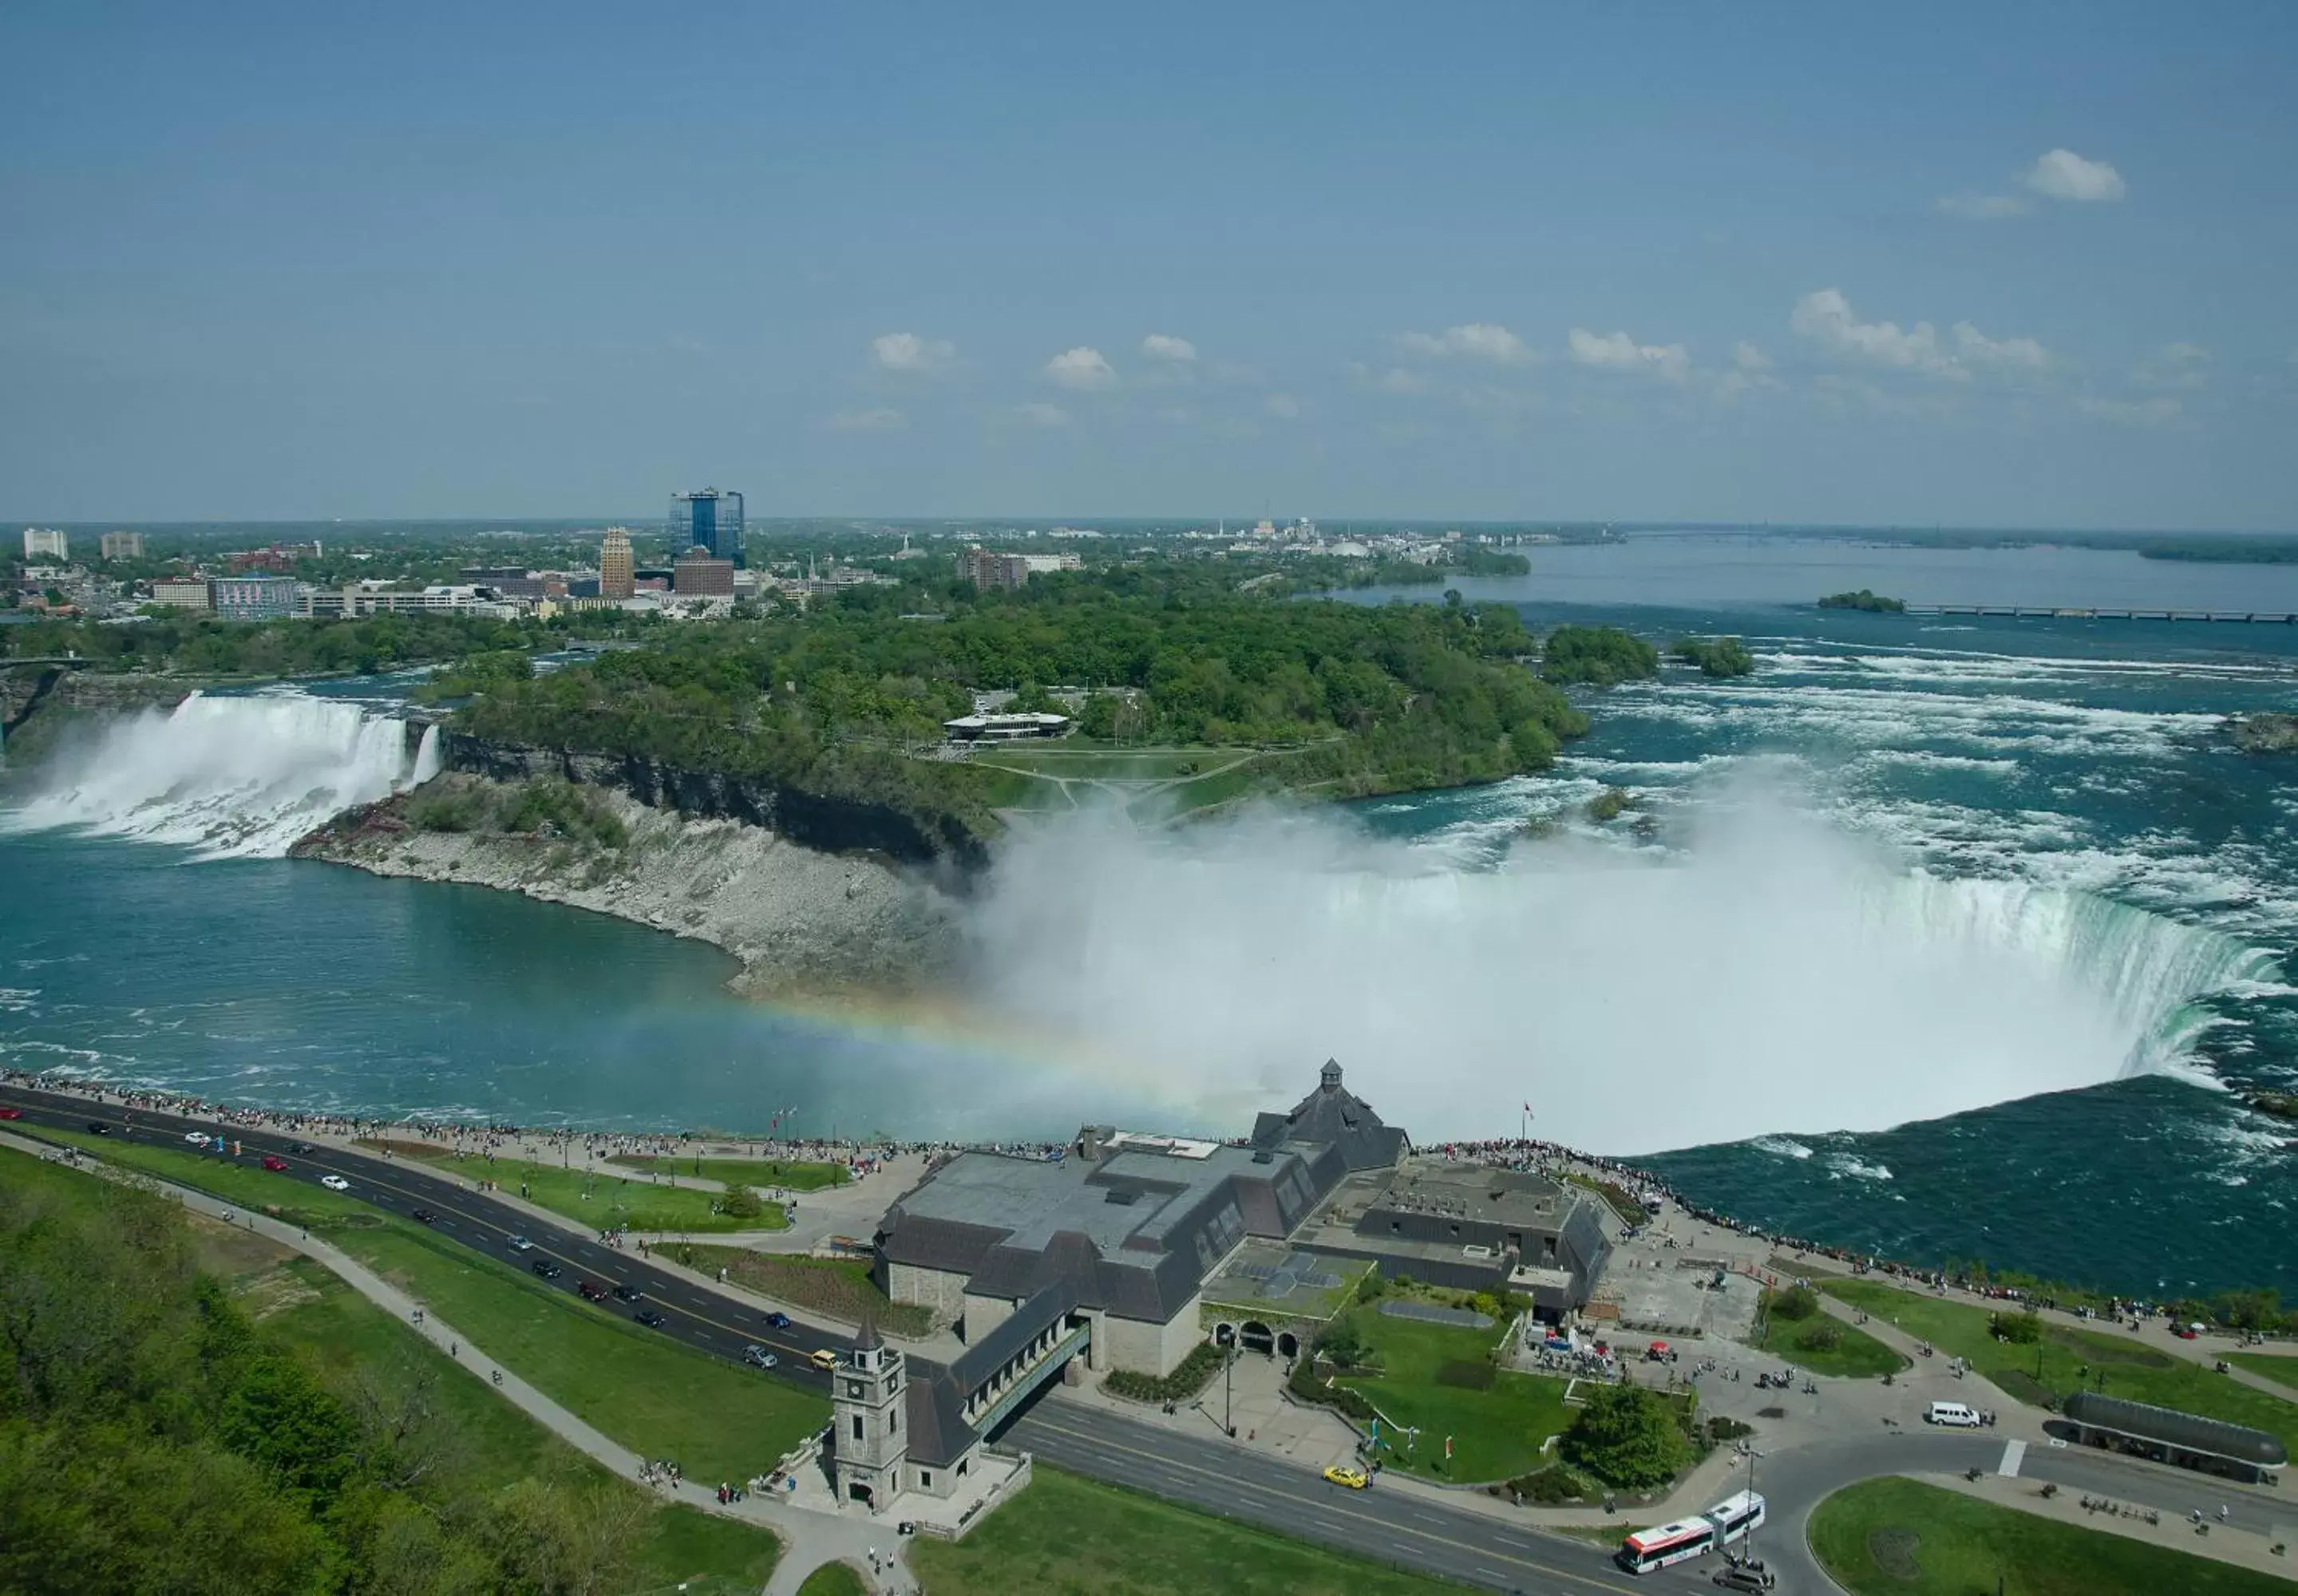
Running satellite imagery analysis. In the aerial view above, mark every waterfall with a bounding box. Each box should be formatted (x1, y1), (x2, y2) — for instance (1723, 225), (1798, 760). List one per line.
(0, 690), (440, 860)
(964, 804), (2284, 1153)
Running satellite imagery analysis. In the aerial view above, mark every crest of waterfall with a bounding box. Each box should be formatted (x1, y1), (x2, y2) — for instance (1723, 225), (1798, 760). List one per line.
(0, 690), (438, 860)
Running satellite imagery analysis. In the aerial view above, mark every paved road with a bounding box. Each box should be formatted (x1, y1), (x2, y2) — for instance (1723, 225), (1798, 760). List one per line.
(8, 1080), (2288, 1594)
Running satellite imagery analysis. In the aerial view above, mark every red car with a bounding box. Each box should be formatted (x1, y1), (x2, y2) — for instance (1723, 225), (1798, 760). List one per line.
(261, 1155), (289, 1171)
(0, 1108), (21, 1120)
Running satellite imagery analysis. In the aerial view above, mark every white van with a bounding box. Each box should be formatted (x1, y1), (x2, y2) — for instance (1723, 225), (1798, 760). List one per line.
(1925, 1400), (1983, 1428)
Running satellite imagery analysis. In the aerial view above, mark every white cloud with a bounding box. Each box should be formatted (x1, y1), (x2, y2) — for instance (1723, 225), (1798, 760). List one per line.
(2078, 395), (2181, 427)
(1951, 322), (2049, 371)
(2134, 341), (2211, 391)
(2024, 148), (2126, 203)
(1013, 401), (1071, 428)
(1348, 362), (1429, 394)
(1937, 192), (2032, 220)
(1790, 289), (2048, 381)
(824, 407), (906, 432)
(1141, 334), (1197, 363)
(1398, 322), (1532, 364)
(870, 332), (954, 372)
(1732, 341), (1773, 372)
(1567, 327), (1691, 382)
(1263, 392), (1301, 418)
(1044, 346), (1117, 390)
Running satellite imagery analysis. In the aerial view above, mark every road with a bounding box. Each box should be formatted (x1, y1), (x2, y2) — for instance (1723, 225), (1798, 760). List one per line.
(5, 1080), (2287, 1594)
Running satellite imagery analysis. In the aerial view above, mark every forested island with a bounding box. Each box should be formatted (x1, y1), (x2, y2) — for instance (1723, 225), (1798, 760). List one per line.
(1817, 589), (1906, 613)
(434, 569), (1617, 845)
(1671, 636), (1756, 678)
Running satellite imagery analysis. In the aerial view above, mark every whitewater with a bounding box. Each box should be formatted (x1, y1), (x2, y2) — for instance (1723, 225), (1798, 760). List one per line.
(0, 690), (439, 859)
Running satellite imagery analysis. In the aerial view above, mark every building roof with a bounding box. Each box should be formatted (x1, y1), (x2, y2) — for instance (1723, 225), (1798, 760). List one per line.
(876, 1134), (1345, 1325)
(902, 1372), (976, 1468)
(951, 1282), (1078, 1392)
(2063, 1391), (2288, 1468)
(1250, 1060), (1410, 1172)
(1355, 1161), (1570, 1231)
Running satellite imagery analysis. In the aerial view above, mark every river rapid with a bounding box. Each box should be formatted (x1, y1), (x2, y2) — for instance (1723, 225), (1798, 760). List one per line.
(3, 531), (2296, 1299)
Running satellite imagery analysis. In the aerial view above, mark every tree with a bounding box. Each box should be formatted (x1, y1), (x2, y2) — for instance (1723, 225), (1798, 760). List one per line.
(1560, 1385), (1692, 1489)
(719, 1182), (765, 1220)
(1767, 1284), (1820, 1321)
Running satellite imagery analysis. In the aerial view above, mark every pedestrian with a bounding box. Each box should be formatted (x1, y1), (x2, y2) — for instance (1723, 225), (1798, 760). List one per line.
(451, 1341), (457, 1357)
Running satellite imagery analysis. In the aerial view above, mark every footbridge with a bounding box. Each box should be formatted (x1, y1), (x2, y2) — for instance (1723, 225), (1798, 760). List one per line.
(1900, 605), (2298, 623)
(951, 1285), (1093, 1439)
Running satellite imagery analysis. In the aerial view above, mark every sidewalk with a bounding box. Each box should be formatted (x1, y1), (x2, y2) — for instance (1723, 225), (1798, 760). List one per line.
(0, 1130), (920, 1596)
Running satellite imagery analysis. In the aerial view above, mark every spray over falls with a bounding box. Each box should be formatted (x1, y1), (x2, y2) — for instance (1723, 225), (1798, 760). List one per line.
(961, 802), (2276, 1155)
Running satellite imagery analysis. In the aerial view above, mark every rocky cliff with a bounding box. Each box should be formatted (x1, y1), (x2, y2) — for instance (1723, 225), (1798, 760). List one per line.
(294, 773), (963, 998)
(437, 733), (991, 871)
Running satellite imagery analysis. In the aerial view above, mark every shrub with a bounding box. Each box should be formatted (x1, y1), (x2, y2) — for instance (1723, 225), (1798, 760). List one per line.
(1105, 1341), (1224, 1404)
(1991, 1309), (2043, 1345)
(1768, 1285), (1821, 1321)
(718, 1183), (765, 1220)
(1707, 1416), (1754, 1444)
(1355, 1272), (1387, 1305)
(1506, 1465), (1595, 1504)
(1796, 1322), (1843, 1353)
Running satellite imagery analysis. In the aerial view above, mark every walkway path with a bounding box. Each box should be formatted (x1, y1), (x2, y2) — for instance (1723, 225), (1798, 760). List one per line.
(0, 1132), (915, 1595)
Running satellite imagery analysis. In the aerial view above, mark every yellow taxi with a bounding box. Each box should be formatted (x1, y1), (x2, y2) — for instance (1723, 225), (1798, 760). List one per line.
(811, 1348), (840, 1372)
(1322, 1464), (1370, 1490)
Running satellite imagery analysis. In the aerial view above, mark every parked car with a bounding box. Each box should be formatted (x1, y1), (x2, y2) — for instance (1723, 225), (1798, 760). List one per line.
(261, 1156), (288, 1171)
(765, 1311), (792, 1329)
(635, 1309), (666, 1328)
(1323, 1465), (1370, 1490)
(612, 1285), (643, 1303)
(1713, 1564), (1777, 1591)
(577, 1281), (607, 1302)
(508, 1236), (534, 1251)
(319, 1174), (350, 1191)
(742, 1344), (778, 1369)
(530, 1259), (562, 1280)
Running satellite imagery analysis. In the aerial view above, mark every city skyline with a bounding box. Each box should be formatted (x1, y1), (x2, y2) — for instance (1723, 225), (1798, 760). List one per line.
(3, 4), (2295, 530)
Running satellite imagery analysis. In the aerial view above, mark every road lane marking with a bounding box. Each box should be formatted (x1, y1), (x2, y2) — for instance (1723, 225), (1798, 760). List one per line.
(1014, 1413), (1639, 1593)
(2000, 1438), (2027, 1476)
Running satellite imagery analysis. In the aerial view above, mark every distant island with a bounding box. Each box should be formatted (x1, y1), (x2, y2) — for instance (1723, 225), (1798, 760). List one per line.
(1671, 636), (1755, 678)
(1818, 589), (1906, 613)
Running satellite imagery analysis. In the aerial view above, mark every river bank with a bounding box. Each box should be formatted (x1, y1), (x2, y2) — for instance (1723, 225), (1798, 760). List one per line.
(292, 774), (963, 999)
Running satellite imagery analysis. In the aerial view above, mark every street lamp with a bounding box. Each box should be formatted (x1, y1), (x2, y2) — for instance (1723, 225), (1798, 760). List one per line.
(1738, 1442), (1765, 1563)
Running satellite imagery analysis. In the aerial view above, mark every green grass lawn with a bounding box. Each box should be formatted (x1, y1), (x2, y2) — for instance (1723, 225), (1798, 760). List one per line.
(390, 1148), (789, 1234)
(1752, 1302), (1908, 1379)
(607, 1153), (848, 1191)
(1821, 1279), (2298, 1457)
(2229, 1352), (2298, 1396)
(685, 1246), (935, 1337)
(793, 1562), (869, 1596)
(1334, 1308), (1572, 1483)
(3, 1147), (784, 1594)
(1810, 1476), (2289, 1595)
(907, 1467), (1469, 1595)
(21, 1127), (829, 1479)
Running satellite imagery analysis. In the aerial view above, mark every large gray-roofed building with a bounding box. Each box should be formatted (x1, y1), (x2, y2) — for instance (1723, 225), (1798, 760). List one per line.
(874, 1124), (1349, 1377)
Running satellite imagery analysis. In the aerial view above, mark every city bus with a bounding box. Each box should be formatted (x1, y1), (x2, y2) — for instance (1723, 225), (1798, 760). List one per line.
(1616, 1491), (1766, 1574)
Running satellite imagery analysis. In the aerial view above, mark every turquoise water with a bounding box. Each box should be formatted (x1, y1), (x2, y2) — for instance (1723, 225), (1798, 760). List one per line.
(5, 532), (2297, 1297)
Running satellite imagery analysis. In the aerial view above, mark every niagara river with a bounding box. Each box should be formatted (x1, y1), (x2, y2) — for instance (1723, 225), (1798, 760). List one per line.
(4, 532), (2295, 1300)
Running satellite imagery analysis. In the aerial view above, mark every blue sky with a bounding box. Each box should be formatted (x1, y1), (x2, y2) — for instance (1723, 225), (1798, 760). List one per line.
(3, 3), (2294, 527)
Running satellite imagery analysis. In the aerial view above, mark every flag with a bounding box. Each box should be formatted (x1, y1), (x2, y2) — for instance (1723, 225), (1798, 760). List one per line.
(1522, 1102), (1531, 1113)
(1444, 1435), (1454, 1460)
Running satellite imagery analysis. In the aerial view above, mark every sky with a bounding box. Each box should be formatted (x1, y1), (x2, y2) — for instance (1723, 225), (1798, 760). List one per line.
(3, 2), (2295, 529)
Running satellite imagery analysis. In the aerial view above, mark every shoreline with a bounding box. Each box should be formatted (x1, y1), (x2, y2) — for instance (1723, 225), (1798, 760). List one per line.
(290, 774), (963, 1001)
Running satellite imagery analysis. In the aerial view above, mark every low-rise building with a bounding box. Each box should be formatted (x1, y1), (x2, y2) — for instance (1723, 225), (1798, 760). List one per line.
(211, 575), (300, 622)
(942, 712), (1070, 741)
(672, 547), (736, 595)
(147, 576), (213, 612)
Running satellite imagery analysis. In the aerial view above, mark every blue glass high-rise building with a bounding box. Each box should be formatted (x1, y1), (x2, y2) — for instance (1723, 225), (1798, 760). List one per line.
(669, 488), (745, 569)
